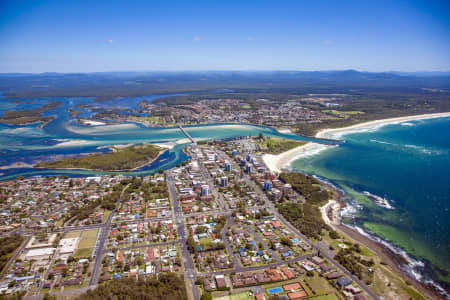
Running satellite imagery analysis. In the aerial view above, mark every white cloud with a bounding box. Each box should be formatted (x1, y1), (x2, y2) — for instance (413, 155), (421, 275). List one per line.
(193, 36), (201, 41)
(107, 39), (113, 44)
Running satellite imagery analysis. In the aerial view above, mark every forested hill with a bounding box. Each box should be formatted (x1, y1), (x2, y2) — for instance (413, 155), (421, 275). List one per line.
(1, 70), (449, 99)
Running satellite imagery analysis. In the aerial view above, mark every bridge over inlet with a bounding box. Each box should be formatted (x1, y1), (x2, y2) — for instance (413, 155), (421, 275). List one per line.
(179, 125), (196, 144)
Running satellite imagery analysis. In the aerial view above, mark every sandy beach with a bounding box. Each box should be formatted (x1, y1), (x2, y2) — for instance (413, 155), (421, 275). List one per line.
(262, 143), (331, 173)
(263, 112), (450, 173)
(316, 112), (450, 139)
(176, 138), (191, 144)
(66, 122), (138, 135)
(78, 119), (106, 126)
(277, 128), (293, 134)
(54, 139), (97, 148)
(320, 199), (340, 227)
(262, 111), (450, 299)
(153, 142), (175, 149)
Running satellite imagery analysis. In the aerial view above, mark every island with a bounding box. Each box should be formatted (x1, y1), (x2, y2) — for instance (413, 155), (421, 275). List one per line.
(35, 144), (164, 171)
(0, 101), (62, 127)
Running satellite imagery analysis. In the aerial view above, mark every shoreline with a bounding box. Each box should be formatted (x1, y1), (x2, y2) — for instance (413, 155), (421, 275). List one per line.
(336, 221), (444, 300)
(262, 143), (333, 173)
(262, 112), (450, 299)
(34, 148), (167, 173)
(319, 189), (445, 300)
(262, 112), (450, 173)
(316, 111), (450, 139)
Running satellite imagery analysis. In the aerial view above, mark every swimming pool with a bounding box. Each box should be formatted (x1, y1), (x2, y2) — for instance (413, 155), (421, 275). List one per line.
(268, 287), (283, 294)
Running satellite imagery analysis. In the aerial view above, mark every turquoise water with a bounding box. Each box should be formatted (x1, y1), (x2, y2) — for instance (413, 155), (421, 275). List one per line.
(290, 117), (450, 293)
(0, 93), (336, 180)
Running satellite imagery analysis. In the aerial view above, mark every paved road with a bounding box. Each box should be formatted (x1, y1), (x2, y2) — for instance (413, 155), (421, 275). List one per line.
(244, 224), (282, 264)
(198, 160), (227, 211)
(167, 173), (200, 300)
(8, 147), (378, 300)
(226, 150), (379, 300)
(198, 252), (313, 277)
(11, 203), (71, 236)
(221, 216), (242, 272)
(89, 183), (130, 286)
(0, 236), (31, 279)
(109, 240), (180, 252)
(22, 215), (175, 236)
(35, 243), (59, 295)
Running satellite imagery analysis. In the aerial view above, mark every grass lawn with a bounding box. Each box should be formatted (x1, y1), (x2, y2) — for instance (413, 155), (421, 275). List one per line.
(102, 210), (112, 222)
(230, 292), (252, 300)
(214, 293), (252, 300)
(372, 263), (426, 300)
(199, 237), (213, 247)
(214, 295), (231, 300)
(308, 294), (340, 300)
(321, 230), (374, 257)
(304, 274), (334, 295)
(342, 111), (364, 115)
(64, 231), (81, 239)
(137, 116), (163, 124)
(77, 229), (99, 249)
(73, 247), (93, 258)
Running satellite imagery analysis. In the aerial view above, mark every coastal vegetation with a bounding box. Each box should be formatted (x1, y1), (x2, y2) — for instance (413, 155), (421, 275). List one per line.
(152, 90), (450, 137)
(275, 172), (331, 239)
(77, 273), (187, 300)
(257, 137), (307, 154)
(278, 202), (329, 240)
(0, 101), (62, 126)
(35, 144), (163, 171)
(293, 93), (450, 136)
(279, 172), (329, 205)
(334, 243), (375, 282)
(0, 235), (24, 273)
(3, 71), (449, 99)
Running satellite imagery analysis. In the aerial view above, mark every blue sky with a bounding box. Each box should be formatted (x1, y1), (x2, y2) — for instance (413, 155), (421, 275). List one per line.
(0, 0), (449, 73)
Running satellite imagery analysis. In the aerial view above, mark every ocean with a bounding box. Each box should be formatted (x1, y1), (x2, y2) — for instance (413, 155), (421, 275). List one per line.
(289, 117), (450, 295)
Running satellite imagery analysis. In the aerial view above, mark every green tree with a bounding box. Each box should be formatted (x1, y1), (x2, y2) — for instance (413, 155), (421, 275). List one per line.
(201, 292), (212, 300)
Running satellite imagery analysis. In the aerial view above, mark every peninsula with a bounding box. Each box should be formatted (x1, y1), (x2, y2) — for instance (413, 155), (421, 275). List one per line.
(35, 144), (164, 171)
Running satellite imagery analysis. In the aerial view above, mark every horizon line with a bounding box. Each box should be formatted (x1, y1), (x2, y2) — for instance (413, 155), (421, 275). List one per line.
(1, 69), (450, 75)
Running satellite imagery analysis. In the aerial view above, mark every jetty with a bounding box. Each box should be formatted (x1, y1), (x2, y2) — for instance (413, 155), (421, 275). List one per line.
(179, 124), (196, 144)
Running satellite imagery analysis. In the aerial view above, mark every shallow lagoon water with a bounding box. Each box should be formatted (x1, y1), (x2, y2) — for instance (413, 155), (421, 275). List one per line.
(290, 117), (450, 293)
(0, 93), (333, 180)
